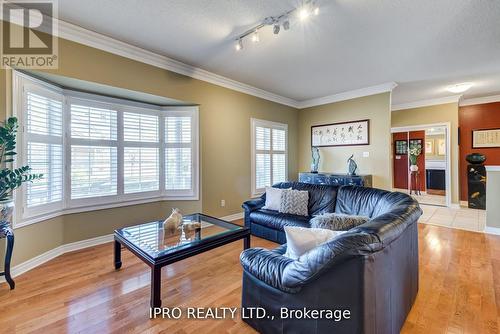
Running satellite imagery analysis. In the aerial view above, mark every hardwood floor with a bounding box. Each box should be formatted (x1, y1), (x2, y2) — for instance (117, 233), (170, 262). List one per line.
(0, 222), (499, 333)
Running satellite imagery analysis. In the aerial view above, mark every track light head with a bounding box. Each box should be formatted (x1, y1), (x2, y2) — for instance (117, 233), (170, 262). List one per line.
(235, 38), (243, 51)
(273, 24), (280, 35)
(251, 30), (260, 43)
(283, 19), (290, 30)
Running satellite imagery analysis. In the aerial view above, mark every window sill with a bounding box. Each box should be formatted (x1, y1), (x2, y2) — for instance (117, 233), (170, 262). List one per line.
(14, 195), (199, 229)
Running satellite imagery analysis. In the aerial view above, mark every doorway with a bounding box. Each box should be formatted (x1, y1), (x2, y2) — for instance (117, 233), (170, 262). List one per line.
(391, 123), (451, 207)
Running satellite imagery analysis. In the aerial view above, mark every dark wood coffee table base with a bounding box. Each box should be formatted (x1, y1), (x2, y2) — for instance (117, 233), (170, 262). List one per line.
(114, 228), (250, 308)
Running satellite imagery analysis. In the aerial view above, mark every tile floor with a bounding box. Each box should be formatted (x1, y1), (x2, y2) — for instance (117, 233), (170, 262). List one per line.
(393, 188), (447, 206)
(419, 204), (486, 232)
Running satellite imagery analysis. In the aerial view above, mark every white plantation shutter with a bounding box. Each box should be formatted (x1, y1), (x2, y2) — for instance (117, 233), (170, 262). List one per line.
(14, 73), (199, 225)
(165, 115), (194, 192)
(70, 100), (118, 200)
(252, 119), (288, 196)
(71, 145), (118, 199)
(124, 112), (158, 142)
(123, 112), (160, 194)
(24, 89), (64, 210)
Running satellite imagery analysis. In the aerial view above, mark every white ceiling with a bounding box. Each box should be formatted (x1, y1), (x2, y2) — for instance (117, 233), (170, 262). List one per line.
(53, 0), (500, 106)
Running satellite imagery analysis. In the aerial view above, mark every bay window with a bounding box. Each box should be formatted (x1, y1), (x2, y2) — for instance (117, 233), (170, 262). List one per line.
(13, 72), (199, 227)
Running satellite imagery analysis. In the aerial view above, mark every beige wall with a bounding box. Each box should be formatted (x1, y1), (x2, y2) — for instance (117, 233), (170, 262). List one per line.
(392, 103), (460, 204)
(486, 170), (500, 229)
(298, 93), (393, 190)
(0, 36), (298, 265)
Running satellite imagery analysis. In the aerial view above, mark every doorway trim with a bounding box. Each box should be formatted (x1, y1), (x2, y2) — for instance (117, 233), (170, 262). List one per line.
(391, 122), (452, 208)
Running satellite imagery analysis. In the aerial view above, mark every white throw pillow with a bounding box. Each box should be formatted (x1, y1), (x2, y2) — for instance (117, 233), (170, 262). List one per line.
(263, 187), (288, 211)
(283, 226), (346, 260)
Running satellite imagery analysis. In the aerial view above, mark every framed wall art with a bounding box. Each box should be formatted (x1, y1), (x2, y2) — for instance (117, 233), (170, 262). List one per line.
(311, 119), (369, 147)
(438, 139), (446, 155)
(425, 139), (434, 154)
(395, 140), (407, 155)
(472, 128), (500, 148)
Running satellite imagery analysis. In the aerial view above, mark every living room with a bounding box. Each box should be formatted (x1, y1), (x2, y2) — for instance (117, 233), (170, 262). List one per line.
(0, 1), (499, 333)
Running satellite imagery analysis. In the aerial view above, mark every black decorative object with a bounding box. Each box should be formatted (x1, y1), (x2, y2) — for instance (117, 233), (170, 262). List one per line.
(466, 153), (486, 164)
(0, 224), (15, 289)
(347, 154), (358, 176)
(466, 153), (486, 210)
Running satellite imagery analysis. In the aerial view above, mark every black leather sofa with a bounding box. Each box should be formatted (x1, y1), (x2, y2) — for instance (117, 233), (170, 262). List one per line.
(240, 182), (422, 334)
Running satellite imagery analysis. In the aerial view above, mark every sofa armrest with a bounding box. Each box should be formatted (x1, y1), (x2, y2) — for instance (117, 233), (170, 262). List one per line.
(240, 247), (297, 293)
(242, 197), (265, 213)
(282, 232), (380, 290)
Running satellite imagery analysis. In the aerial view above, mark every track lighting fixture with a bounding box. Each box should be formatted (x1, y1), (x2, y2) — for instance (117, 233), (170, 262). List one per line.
(233, 0), (319, 51)
(273, 23), (280, 35)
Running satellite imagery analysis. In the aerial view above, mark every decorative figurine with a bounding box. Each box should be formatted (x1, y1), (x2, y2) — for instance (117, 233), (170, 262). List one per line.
(163, 208), (183, 231)
(347, 154), (357, 176)
(311, 147), (320, 173)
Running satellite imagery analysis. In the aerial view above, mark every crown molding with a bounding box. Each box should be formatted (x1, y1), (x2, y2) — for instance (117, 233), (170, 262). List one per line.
(57, 20), (300, 107)
(460, 94), (500, 107)
(297, 82), (398, 109)
(391, 95), (462, 111)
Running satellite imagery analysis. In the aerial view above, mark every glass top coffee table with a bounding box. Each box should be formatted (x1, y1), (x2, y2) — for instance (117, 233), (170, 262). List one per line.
(114, 213), (250, 308)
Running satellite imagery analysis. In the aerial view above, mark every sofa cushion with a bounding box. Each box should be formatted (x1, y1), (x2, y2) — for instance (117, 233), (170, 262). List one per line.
(249, 209), (310, 230)
(272, 182), (339, 216)
(310, 213), (369, 231)
(263, 186), (289, 211)
(283, 226), (346, 260)
(279, 189), (309, 216)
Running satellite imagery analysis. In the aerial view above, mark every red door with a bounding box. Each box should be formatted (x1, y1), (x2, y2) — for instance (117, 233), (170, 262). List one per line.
(393, 132), (408, 189)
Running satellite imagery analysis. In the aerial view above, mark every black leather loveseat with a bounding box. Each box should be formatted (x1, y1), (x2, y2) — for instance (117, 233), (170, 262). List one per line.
(240, 183), (422, 334)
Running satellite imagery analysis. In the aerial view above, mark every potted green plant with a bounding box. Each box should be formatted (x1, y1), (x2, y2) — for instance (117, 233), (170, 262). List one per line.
(408, 142), (422, 172)
(0, 117), (42, 228)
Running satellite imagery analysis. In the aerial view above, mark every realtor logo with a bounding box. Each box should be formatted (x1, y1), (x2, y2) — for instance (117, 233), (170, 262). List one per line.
(1, 0), (58, 68)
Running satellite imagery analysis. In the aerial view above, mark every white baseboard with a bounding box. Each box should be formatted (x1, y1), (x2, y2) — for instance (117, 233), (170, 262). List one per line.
(1, 213), (245, 285)
(0, 234), (113, 284)
(220, 212), (244, 221)
(484, 226), (500, 236)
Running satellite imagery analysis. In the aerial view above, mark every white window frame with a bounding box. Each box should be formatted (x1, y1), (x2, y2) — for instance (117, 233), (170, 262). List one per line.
(251, 118), (288, 197)
(12, 71), (199, 228)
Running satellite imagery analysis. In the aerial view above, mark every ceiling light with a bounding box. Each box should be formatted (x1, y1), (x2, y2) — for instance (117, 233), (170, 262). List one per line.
(446, 82), (473, 93)
(314, 6), (320, 15)
(283, 19), (290, 30)
(235, 38), (243, 51)
(298, 7), (310, 21)
(251, 30), (260, 43)
(273, 24), (280, 35)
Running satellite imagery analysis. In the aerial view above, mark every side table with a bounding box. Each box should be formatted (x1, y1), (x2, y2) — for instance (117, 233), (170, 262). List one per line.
(0, 224), (15, 289)
(409, 170), (422, 196)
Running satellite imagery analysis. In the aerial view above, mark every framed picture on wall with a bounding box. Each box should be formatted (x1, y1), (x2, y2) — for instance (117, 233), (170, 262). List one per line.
(425, 139), (434, 154)
(409, 139), (422, 150)
(438, 139), (446, 155)
(395, 140), (407, 155)
(472, 128), (500, 148)
(311, 119), (369, 147)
